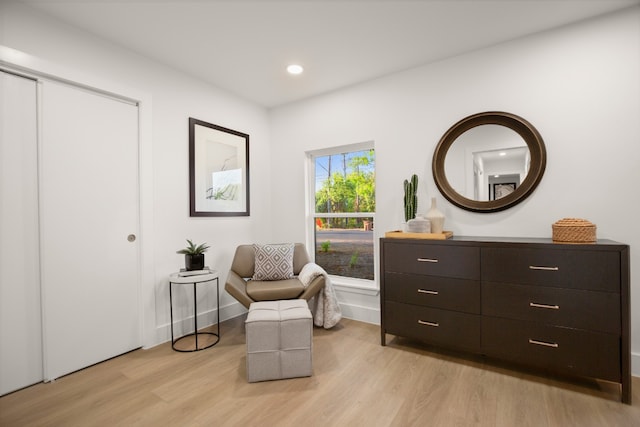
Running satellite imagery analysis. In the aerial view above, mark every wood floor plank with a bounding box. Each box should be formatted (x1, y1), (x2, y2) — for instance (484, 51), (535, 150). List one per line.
(1, 316), (639, 427)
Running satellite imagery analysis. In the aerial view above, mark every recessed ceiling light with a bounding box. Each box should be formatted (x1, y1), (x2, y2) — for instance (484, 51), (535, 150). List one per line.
(499, 152), (507, 156)
(287, 64), (304, 75)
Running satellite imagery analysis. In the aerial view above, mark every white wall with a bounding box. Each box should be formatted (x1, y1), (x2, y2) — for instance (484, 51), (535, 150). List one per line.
(0, 1), (271, 347)
(270, 8), (640, 371)
(3, 1), (640, 372)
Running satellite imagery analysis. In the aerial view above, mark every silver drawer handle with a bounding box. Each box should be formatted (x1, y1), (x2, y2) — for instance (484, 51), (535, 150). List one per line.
(529, 265), (559, 271)
(418, 289), (439, 295)
(529, 339), (559, 348)
(529, 302), (560, 310)
(418, 320), (439, 327)
(417, 258), (438, 263)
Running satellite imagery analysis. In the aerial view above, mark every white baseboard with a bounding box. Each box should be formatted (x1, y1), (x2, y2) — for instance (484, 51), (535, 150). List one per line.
(339, 301), (380, 325)
(219, 300), (248, 322)
(195, 300), (382, 327)
(146, 301), (247, 348)
(632, 352), (640, 377)
(193, 300), (383, 326)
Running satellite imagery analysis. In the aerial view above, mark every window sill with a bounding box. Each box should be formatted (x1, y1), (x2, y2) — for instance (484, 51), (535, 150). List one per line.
(329, 275), (379, 296)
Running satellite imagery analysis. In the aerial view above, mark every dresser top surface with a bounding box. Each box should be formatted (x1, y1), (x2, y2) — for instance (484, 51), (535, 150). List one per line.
(381, 235), (627, 249)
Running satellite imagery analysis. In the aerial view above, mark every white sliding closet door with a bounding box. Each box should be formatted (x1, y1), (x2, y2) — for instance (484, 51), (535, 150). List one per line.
(0, 71), (42, 395)
(40, 81), (140, 380)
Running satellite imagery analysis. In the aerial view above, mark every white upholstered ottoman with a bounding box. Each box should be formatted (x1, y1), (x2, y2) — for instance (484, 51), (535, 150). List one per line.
(245, 299), (313, 383)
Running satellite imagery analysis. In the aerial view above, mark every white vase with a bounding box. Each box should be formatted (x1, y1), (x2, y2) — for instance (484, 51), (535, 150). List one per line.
(407, 214), (431, 233)
(426, 197), (445, 234)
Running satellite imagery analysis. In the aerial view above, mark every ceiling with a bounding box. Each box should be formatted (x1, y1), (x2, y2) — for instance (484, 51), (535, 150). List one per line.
(20, 0), (640, 108)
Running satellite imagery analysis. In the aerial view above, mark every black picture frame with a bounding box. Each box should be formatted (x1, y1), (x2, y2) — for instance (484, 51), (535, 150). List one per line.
(492, 182), (517, 200)
(189, 118), (250, 217)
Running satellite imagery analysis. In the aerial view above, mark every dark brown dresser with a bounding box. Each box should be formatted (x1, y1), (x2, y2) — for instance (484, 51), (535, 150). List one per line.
(380, 236), (631, 403)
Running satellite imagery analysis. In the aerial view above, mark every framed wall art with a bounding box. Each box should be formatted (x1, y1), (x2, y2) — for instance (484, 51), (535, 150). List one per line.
(492, 182), (516, 200)
(189, 118), (250, 216)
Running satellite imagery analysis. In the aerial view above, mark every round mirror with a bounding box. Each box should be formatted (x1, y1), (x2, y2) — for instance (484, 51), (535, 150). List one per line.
(433, 112), (546, 213)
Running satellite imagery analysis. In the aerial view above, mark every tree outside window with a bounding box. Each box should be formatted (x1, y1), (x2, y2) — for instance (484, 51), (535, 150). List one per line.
(312, 148), (375, 280)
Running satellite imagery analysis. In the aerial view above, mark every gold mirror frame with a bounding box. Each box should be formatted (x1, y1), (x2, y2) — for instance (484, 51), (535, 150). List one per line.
(432, 111), (546, 213)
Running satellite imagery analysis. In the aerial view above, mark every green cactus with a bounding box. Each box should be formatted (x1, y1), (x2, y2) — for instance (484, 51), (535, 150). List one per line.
(403, 174), (418, 222)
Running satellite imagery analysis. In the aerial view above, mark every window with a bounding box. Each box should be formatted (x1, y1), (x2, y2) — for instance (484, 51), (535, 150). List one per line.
(307, 142), (375, 283)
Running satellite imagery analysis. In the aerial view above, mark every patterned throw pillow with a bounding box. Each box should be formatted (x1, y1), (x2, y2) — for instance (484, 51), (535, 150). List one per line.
(252, 243), (295, 281)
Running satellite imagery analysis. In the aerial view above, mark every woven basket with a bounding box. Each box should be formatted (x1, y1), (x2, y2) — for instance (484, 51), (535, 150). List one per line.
(552, 218), (596, 243)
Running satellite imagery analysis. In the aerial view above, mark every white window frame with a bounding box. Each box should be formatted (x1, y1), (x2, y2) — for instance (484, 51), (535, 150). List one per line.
(305, 141), (377, 294)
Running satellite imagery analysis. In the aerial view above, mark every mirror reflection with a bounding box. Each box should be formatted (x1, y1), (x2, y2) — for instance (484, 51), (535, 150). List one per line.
(432, 111), (546, 213)
(444, 125), (530, 201)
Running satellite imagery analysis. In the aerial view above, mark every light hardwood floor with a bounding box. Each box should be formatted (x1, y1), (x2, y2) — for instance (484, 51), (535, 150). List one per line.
(1, 316), (639, 426)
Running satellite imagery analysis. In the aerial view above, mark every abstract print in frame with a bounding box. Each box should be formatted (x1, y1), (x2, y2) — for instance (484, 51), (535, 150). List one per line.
(189, 118), (249, 216)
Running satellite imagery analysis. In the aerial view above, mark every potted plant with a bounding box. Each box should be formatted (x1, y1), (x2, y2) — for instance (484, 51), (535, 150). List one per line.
(176, 239), (210, 271)
(404, 174), (418, 222)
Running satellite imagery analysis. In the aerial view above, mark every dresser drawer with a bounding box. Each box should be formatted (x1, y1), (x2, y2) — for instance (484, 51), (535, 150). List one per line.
(384, 242), (479, 280)
(482, 317), (620, 382)
(482, 282), (620, 334)
(385, 301), (480, 351)
(481, 247), (620, 292)
(386, 272), (480, 313)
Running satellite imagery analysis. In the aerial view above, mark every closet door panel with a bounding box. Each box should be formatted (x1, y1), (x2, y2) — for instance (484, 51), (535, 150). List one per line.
(0, 71), (42, 395)
(40, 81), (140, 380)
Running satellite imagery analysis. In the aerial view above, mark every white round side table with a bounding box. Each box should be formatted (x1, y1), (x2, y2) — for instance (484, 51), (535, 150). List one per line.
(169, 271), (219, 352)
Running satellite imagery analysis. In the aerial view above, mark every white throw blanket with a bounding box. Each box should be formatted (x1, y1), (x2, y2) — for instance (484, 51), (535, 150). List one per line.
(299, 263), (342, 329)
